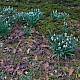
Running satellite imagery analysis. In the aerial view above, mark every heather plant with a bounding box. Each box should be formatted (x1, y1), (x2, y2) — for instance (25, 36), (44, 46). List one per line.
(48, 25), (78, 59)
(51, 10), (69, 22)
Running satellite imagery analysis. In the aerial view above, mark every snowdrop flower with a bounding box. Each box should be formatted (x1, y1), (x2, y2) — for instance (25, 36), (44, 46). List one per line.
(66, 42), (68, 45)
(57, 37), (58, 40)
(6, 21), (8, 24)
(54, 39), (56, 41)
(53, 11), (54, 13)
(23, 26), (26, 28)
(25, 71), (28, 75)
(63, 45), (66, 48)
(64, 33), (67, 36)
(70, 34), (73, 36)
(65, 45), (67, 47)
(62, 40), (64, 43)
(76, 39), (78, 41)
(67, 38), (69, 41)
(58, 47), (61, 49)
(69, 41), (71, 44)
(74, 37), (76, 39)
(54, 34), (55, 36)
(51, 36), (54, 41)
(64, 22), (67, 25)
(55, 10), (57, 13)
(58, 42), (60, 45)
(4, 76), (7, 79)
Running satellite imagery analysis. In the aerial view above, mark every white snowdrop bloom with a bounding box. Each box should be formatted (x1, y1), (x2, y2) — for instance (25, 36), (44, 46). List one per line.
(67, 38), (69, 41)
(58, 47), (61, 49)
(38, 9), (40, 12)
(23, 18), (25, 20)
(64, 33), (67, 36)
(53, 11), (54, 13)
(0, 15), (2, 17)
(69, 41), (71, 44)
(29, 12), (34, 15)
(74, 37), (76, 39)
(24, 26), (26, 28)
(57, 37), (58, 40)
(67, 36), (69, 38)
(63, 45), (66, 48)
(58, 12), (61, 14)
(6, 21), (8, 24)
(21, 12), (23, 14)
(62, 40), (64, 43)
(65, 45), (67, 47)
(58, 42), (60, 45)
(4, 76), (7, 79)
(76, 39), (78, 41)
(54, 39), (56, 41)
(70, 34), (73, 36)
(66, 42), (68, 45)
(54, 34), (55, 36)
(55, 10), (57, 13)
(64, 22), (66, 25)
(25, 71), (28, 75)
(51, 36), (54, 41)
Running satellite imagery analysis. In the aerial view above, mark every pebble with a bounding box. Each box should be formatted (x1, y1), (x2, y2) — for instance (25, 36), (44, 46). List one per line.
(0, 42), (4, 48)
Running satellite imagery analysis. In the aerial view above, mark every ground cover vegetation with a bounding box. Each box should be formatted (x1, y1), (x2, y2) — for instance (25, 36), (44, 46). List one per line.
(0, 0), (80, 80)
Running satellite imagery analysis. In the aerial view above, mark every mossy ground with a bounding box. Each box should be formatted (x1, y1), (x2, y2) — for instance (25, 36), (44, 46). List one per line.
(0, 0), (80, 80)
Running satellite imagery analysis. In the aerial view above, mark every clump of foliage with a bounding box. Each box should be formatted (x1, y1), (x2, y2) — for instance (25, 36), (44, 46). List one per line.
(15, 9), (43, 29)
(48, 23), (78, 59)
(51, 10), (69, 22)
(14, 12), (28, 24)
(26, 9), (43, 29)
(0, 6), (16, 16)
(0, 17), (9, 39)
(0, 6), (17, 39)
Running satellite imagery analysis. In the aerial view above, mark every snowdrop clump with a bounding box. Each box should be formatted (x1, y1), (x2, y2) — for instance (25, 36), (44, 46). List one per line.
(50, 32), (78, 58)
(51, 10), (69, 22)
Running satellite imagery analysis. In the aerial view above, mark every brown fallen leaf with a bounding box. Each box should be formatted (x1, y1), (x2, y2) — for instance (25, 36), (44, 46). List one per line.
(41, 44), (49, 48)
(5, 65), (14, 72)
(22, 57), (28, 60)
(34, 55), (38, 61)
(69, 68), (74, 76)
(17, 70), (23, 75)
(44, 62), (49, 69)
(44, 74), (49, 80)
